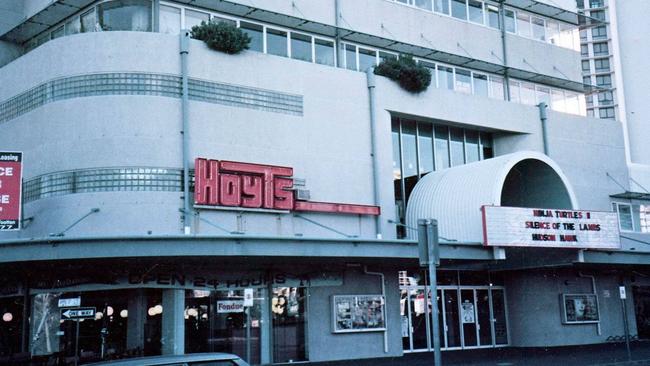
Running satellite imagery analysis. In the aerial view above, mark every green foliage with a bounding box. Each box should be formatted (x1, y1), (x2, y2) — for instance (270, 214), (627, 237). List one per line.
(190, 20), (251, 54)
(374, 55), (432, 93)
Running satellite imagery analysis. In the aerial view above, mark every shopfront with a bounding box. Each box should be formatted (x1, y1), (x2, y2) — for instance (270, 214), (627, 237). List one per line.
(400, 270), (509, 353)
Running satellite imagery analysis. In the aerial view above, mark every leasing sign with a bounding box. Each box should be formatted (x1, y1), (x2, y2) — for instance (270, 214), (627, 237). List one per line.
(481, 206), (620, 249)
(0, 152), (22, 230)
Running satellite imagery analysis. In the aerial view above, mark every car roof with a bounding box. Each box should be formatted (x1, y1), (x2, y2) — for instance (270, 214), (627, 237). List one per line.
(86, 353), (245, 366)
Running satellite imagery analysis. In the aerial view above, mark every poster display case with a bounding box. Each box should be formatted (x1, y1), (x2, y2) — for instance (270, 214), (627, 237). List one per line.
(561, 293), (600, 324)
(332, 295), (386, 333)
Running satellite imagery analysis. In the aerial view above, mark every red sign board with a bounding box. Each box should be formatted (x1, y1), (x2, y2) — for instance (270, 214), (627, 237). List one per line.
(0, 152), (22, 230)
(194, 158), (379, 216)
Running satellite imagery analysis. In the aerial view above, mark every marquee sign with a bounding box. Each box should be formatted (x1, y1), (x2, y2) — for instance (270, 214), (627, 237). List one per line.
(194, 158), (380, 215)
(0, 152), (22, 230)
(481, 205), (620, 249)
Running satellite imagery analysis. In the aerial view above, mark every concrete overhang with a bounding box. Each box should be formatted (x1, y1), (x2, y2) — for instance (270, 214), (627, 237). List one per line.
(406, 151), (578, 243)
(0, 234), (496, 263)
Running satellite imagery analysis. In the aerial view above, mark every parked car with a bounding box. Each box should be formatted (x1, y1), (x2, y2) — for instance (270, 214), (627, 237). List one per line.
(86, 353), (250, 366)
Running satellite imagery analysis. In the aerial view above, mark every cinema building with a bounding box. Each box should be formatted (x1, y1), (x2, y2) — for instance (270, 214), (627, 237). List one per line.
(0, 0), (648, 364)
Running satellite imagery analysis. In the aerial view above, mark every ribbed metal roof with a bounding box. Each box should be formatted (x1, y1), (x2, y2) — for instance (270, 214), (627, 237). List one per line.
(405, 151), (578, 243)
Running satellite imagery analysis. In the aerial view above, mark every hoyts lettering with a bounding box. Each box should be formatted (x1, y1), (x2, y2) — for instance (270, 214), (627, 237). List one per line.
(195, 158), (294, 210)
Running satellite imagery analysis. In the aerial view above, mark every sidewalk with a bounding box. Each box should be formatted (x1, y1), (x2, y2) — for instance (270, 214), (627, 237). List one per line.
(302, 342), (650, 366)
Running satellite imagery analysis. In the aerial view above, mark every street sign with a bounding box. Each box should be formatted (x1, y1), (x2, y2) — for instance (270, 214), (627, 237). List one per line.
(0, 152), (22, 230)
(61, 307), (96, 320)
(58, 298), (81, 308)
(244, 288), (254, 307)
(620, 286), (627, 299)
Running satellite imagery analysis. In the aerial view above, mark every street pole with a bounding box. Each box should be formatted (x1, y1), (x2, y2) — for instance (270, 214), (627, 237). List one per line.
(74, 319), (80, 366)
(418, 219), (441, 366)
(620, 284), (632, 362)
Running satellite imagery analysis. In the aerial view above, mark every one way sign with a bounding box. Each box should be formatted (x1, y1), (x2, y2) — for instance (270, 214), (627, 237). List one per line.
(61, 307), (96, 320)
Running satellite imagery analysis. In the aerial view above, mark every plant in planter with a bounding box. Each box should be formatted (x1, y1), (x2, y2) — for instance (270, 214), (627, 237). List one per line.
(190, 20), (251, 54)
(374, 56), (432, 93)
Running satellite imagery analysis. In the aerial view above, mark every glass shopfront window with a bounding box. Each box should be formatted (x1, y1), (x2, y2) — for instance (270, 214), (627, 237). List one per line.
(0, 297), (23, 358)
(272, 287), (307, 363)
(98, 0), (152, 32)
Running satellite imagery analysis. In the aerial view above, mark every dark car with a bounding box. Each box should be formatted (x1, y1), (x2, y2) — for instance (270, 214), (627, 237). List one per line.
(86, 353), (250, 366)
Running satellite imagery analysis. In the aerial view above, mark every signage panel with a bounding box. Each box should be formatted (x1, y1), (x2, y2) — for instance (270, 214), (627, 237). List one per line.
(58, 297), (81, 308)
(0, 152), (22, 230)
(482, 206), (620, 249)
(217, 300), (244, 313)
(61, 307), (95, 320)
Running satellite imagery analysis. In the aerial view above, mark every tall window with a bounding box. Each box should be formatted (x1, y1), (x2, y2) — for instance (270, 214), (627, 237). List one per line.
(613, 203), (650, 233)
(392, 117), (494, 237)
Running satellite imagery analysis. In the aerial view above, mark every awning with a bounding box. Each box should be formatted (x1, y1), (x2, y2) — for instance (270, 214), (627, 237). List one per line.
(2, 0), (597, 93)
(503, 0), (606, 28)
(610, 191), (650, 200)
(405, 151), (578, 243)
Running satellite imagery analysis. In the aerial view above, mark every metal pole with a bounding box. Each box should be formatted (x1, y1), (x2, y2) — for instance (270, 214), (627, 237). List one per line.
(180, 30), (191, 235)
(498, 0), (511, 101)
(75, 319), (80, 366)
(538, 102), (549, 155)
(418, 219), (441, 365)
(366, 68), (382, 239)
(246, 306), (251, 363)
(622, 297), (632, 361)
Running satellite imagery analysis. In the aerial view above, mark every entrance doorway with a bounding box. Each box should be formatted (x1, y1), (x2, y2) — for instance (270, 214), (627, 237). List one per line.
(401, 285), (509, 352)
(633, 286), (650, 339)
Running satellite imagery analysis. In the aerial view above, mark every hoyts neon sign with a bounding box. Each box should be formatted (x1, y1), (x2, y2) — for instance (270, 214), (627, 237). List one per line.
(194, 158), (379, 215)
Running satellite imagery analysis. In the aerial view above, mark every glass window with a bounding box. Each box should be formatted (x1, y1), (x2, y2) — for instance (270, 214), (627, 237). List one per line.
(392, 120), (402, 183)
(551, 89), (566, 112)
(509, 80), (520, 103)
(418, 124), (434, 175)
(315, 39), (335, 66)
(590, 0), (604, 8)
(51, 26), (64, 39)
(451, 0), (468, 20)
(594, 58), (610, 72)
(565, 92), (580, 114)
(434, 0), (450, 15)
(559, 23), (577, 50)
(435, 126), (450, 170)
(419, 61), (437, 86)
(80, 9), (97, 33)
(596, 75), (611, 87)
(415, 0), (433, 11)
(576, 0), (585, 9)
(344, 44), (357, 70)
(487, 5), (500, 29)
(581, 44), (589, 57)
(546, 20), (560, 45)
(582, 60), (591, 72)
(291, 33), (312, 62)
(592, 25), (607, 39)
(185, 9), (209, 30)
(160, 5), (181, 34)
(438, 66), (454, 90)
(455, 68), (472, 94)
(273, 287), (307, 363)
(593, 42), (608, 56)
(536, 86), (551, 106)
(211, 16), (236, 26)
(267, 28), (288, 57)
(531, 16), (545, 41)
(489, 76), (504, 100)
(379, 51), (397, 63)
(617, 203), (633, 231)
(240, 22), (263, 52)
(358, 47), (377, 72)
(468, 0), (484, 24)
(480, 132), (493, 159)
(98, 0), (152, 32)
(583, 76), (592, 85)
(449, 127), (465, 166)
(599, 107), (615, 119)
(590, 10), (605, 21)
(598, 91), (613, 105)
(401, 120), (418, 181)
(65, 17), (81, 35)
(504, 9), (516, 33)
(473, 73), (488, 97)
(465, 130), (479, 163)
(520, 82), (536, 105)
(586, 94), (594, 107)
(516, 12), (531, 38)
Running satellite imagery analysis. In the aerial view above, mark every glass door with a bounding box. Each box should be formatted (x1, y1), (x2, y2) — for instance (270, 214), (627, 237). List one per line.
(443, 289), (461, 348)
(491, 288), (509, 345)
(460, 289), (478, 347)
(400, 287), (429, 352)
(476, 289), (493, 346)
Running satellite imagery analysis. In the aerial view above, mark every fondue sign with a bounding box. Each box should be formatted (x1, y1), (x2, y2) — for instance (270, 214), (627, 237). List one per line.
(194, 158), (380, 215)
(481, 205), (621, 249)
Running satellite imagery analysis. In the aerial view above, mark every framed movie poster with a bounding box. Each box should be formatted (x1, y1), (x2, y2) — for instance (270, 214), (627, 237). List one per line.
(561, 294), (600, 324)
(332, 295), (386, 333)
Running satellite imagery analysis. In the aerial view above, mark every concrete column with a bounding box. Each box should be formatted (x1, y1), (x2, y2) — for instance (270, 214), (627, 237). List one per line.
(127, 289), (147, 351)
(260, 287), (272, 364)
(161, 289), (185, 355)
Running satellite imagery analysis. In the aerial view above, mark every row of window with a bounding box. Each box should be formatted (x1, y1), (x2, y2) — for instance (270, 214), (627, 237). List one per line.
(388, 0), (580, 51)
(582, 57), (611, 73)
(613, 202), (650, 233)
(24, 0), (586, 116)
(576, 0), (605, 10)
(581, 42), (609, 57)
(580, 26), (608, 42)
